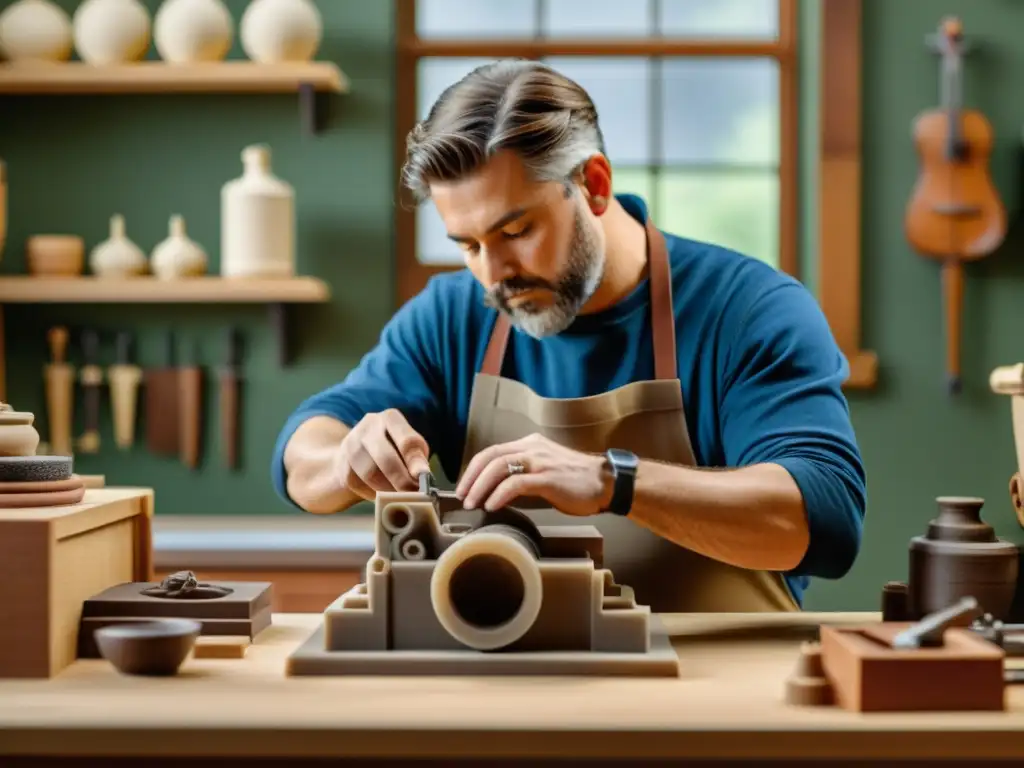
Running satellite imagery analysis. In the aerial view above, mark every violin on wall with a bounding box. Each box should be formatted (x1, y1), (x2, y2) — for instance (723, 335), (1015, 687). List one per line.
(905, 17), (1006, 394)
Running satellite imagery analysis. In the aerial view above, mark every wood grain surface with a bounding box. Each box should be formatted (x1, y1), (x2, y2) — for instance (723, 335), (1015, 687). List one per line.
(3, 611), (1024, 761)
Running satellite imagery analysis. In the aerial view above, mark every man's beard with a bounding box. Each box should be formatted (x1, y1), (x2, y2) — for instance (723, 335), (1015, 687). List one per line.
(483, 207), (605, 338)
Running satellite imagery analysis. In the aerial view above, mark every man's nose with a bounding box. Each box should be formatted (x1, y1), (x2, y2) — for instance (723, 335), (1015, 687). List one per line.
(481, 246), (516, 286)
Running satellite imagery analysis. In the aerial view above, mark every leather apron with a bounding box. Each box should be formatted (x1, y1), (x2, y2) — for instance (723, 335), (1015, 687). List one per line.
(459, 217), (799, 613)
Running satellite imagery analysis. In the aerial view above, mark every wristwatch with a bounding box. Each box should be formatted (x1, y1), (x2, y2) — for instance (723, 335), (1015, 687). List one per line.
(604, 448), (639, 516)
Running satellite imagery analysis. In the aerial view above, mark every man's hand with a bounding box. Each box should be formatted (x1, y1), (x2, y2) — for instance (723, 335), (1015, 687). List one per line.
(334, 409), (432, 501)
(455, 433), (611, 515)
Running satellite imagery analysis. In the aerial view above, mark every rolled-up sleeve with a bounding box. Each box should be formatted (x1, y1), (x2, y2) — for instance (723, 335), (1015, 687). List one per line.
(718, 281), (867, 580)
(270, 278), (447, 507)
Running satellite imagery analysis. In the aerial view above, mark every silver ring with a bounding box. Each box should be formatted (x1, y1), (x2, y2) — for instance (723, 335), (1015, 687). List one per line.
(507, 461), (526, 475)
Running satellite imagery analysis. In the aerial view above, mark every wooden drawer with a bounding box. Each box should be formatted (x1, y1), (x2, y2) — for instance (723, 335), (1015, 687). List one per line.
(154, 568), (363, 613)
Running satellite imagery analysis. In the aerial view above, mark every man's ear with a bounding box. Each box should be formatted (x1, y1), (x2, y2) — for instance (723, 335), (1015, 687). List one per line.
(581, 155), (612, 215)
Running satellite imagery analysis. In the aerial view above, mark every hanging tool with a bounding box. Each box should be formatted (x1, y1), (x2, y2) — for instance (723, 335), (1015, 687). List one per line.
(218, 327), (242, 470)
(107, 331), (142, 449)
(178, 337), (204, 469)
(42, 326), (74, 456)
(145, 331), (180, 457)
(77, 329), (102, 454)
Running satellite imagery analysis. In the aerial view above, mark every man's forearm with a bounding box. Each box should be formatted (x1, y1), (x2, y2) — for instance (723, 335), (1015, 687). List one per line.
(624, 460), (810, 571)
(283, 416), (361, 514)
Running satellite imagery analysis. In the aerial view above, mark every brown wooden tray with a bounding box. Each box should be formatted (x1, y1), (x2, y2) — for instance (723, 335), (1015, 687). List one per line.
(78, 579), (272, 658)
(82, 580), (272, 620)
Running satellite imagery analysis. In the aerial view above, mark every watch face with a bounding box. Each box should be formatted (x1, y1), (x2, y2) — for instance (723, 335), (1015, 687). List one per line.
(608, 448), (639, 471)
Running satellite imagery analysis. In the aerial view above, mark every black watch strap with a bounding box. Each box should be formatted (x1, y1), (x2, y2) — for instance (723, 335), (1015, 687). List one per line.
(605, 448), (639, 516)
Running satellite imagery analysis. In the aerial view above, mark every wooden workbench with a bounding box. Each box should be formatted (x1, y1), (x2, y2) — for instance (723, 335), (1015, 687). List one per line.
(3, 612), (1024, 764)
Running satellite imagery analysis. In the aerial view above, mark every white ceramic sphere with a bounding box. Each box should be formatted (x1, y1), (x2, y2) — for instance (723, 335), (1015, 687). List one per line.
(154, 0), (233, 64)
(0, 0), (73, 63)
(73, 0), (151, 65)
(240, 0), (322, 64)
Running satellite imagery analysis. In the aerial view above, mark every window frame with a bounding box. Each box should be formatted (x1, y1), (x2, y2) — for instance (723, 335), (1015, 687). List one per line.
(393, 0), (877, 389)
(819, 0), (876, 388)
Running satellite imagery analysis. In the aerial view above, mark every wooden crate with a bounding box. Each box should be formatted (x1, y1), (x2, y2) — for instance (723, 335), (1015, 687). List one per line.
(0, 488), (154, 678)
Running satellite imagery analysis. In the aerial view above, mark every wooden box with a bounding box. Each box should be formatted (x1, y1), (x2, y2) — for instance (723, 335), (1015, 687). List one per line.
(819, 623), (1005, 712)
(0, 488), (154, 678)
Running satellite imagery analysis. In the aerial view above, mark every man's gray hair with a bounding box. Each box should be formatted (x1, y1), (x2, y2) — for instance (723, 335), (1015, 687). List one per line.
(401, 59), (606, 203)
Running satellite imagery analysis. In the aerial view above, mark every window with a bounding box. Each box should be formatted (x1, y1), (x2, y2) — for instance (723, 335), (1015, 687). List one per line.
(395, 0), (798, 304)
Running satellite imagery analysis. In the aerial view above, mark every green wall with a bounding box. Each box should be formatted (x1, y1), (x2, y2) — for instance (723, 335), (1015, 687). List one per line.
(807, 0), (1024, 610)
(0, 0), (394, 516)
(5, 0), (1024, 610)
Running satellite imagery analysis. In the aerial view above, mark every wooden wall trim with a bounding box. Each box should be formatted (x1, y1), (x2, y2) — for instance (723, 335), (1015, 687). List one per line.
(819, 0), (878, 389)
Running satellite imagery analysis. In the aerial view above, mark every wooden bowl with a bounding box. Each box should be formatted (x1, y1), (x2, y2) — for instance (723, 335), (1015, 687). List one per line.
(26, 235), (84, 276)
(94, 619), (201, 676)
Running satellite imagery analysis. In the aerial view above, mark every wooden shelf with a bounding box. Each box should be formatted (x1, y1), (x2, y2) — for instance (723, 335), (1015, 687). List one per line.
(0, 276), (331, 366)
(0, 275), (329, 303)
(0, 61), (348, 133)
(0, 61), (347, 94)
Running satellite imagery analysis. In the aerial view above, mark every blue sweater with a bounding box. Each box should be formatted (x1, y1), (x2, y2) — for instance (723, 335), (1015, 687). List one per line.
(271, 195), (866, 605)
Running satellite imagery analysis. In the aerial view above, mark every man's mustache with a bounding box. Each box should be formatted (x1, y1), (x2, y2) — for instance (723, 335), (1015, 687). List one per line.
(491, 276), (557, 296)
(485, 276), (556, 307)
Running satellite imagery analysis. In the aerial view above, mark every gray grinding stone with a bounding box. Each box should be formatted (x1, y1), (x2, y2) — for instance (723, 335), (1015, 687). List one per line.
(0, 456), (73, 482)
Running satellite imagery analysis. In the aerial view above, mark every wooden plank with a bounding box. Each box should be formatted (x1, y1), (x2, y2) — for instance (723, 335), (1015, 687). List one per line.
(0, 62), (348, 94)
(819, 0), (878, 389)
(0, 276), (330, 303)
(193, 635), (250, 659)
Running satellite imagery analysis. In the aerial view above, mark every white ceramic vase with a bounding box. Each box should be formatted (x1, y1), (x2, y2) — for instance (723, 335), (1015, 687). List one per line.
(151, 215), (208, 278)
(154, 0), (233, 64)
(0, 0), (73, 63)
(221, 145), (295, 278)
(90, 214), (147, 277)
(73, 0), (151, 65)
(240, 0), (321, 64)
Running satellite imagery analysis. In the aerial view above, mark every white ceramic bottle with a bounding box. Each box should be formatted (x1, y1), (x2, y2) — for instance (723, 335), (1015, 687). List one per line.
(151, 215), (208, 278)
(73, 0), (151, 65)
(240, 0), (321, 63)
(0, 0), (73, 63)
(220, 145), (295, 278)
(154, 0), (233, 64)
(90, 214), (147, 277)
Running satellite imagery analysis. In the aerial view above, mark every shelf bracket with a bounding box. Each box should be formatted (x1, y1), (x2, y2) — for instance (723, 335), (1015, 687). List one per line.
(298, 83), (329, 135)
(269, 303), (292, 367)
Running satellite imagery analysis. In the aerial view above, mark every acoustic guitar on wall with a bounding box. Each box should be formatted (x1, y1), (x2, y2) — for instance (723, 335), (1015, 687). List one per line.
(905, 17), (1006, 395)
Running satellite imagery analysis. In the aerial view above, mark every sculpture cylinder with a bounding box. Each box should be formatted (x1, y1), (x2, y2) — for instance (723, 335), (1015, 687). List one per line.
(430, 524), (542, 651)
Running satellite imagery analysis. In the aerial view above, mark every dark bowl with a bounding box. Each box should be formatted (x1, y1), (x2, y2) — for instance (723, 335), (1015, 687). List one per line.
(94, 619), (201, 676)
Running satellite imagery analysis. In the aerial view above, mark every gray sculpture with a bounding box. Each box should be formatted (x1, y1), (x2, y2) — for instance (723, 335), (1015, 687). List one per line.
(286, 475), (679, 676)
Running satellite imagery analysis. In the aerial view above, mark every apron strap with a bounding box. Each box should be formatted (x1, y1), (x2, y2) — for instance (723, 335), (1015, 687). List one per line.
(480, 213), (677, 380)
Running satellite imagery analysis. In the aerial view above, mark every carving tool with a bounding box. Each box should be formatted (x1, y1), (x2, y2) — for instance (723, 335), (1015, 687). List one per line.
(42, 326), (74, 456)
(107, 331), (142, 449)
(891, 596), (981, 649)
(178, 337), (204, 469)
(77, 329), (102, 454)
(218, 327), (242, 470)
(144, 331), (180, 457)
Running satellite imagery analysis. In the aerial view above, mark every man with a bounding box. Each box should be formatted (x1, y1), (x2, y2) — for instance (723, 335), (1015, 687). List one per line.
(272, 59), (866, 612)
